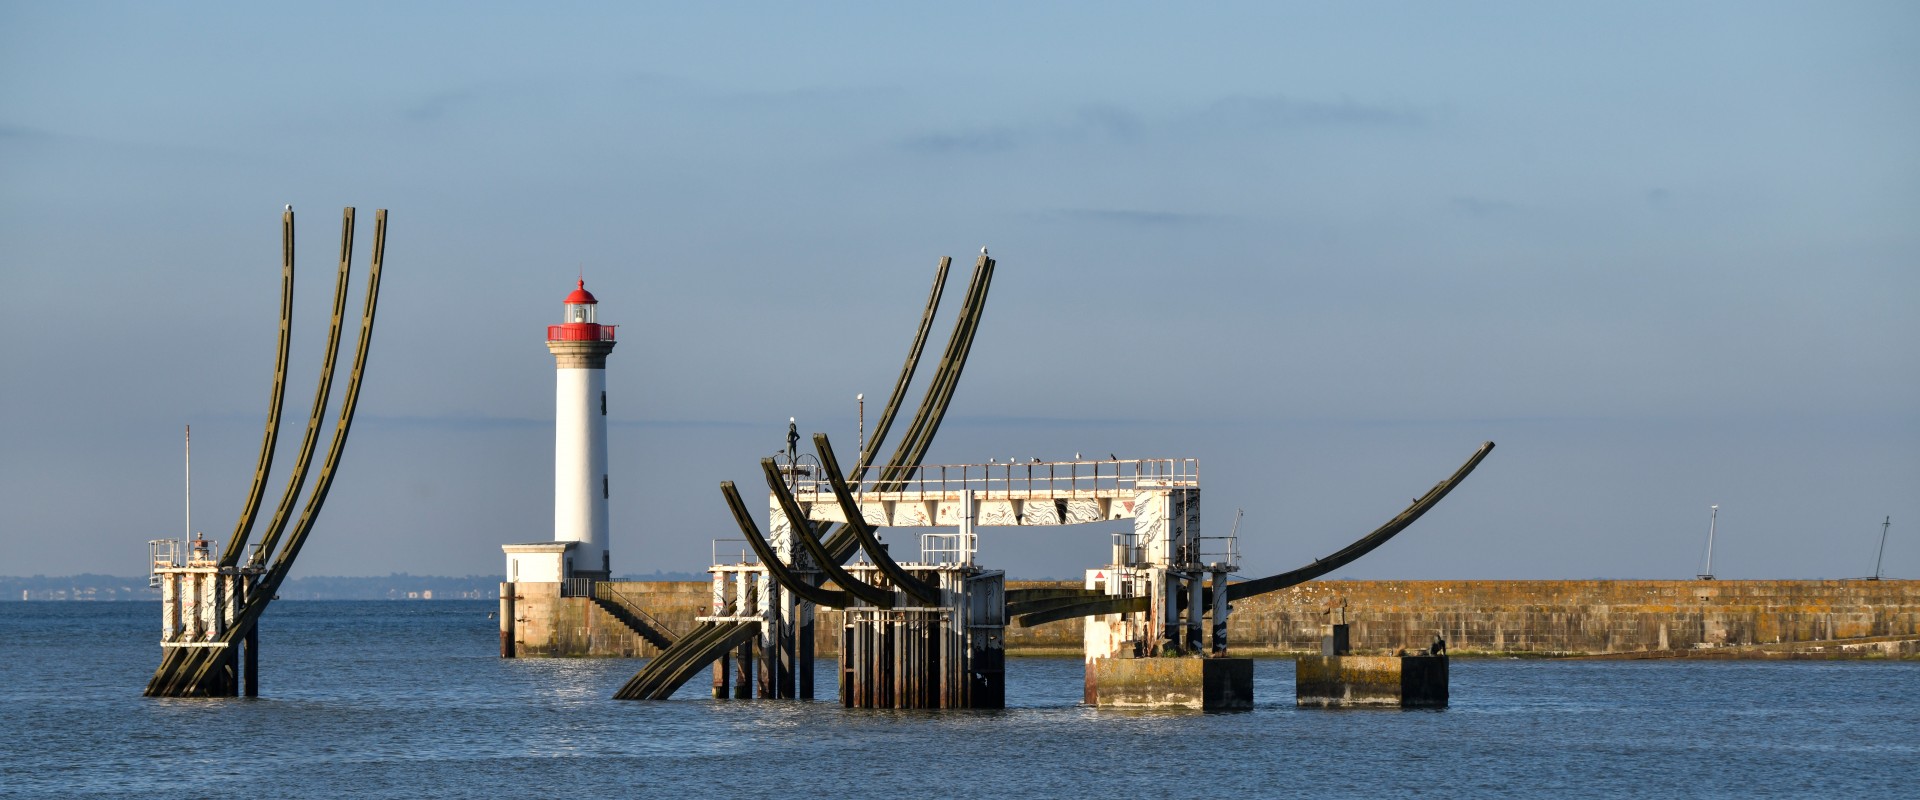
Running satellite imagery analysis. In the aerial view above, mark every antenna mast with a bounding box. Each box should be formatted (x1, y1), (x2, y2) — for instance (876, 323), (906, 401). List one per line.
(185, 425), (192, 540)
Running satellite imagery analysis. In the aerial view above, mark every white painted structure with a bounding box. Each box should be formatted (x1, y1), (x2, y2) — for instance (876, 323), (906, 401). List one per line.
(507, 279), (618, 583)
(502, 541), (574, 583)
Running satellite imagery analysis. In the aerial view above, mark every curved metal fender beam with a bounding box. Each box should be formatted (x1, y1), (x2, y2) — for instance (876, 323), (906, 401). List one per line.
(158, 211), (392, 698)
(811, 435), (938, 604)
(759, 459), (895, 608)
(1016, 596), (1150, 627)
(221, 206), (296, 567)
(824, 253), (995, 563)
(1008, 587), (1105, 604)
(1223, 441), (1496, 602)
(147, 208), (368, 697)
(1009, 594), (1118, 618)
(1012, 442), (1496, 631)
(617, 620), (737, 700)
(872, 253), (993, 494)
(251, 208), (358, 566)
(616, 621), (727, 699)
(614, 622), (715, 699)
(882, 255), (993, 501)
(618, 621), (737, 700)
(853, 256), (949, 481)
(822, 255), (993, 561)
(719, 482), (853, 609)
(637, 622), (763, 701)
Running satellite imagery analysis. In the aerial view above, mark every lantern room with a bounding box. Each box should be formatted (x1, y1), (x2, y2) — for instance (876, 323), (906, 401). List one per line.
(549, 279), (615, 342)
(564, 279), (597, 324)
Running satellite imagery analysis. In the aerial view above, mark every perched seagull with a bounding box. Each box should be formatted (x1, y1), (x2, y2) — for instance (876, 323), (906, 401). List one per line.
(1109, 453), (1118, 461)
(1074, 452), (1081, 460)
(981, 246), (989, 256)
(284, 204), (292, 211)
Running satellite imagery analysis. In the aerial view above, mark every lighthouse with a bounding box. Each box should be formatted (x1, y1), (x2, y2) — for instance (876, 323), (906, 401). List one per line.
(546, 278), (617, 581)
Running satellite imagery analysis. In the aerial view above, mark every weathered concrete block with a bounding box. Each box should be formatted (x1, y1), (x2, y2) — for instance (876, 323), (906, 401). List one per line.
(1295, 655), (1448, 708)
(1088, 657), (1253, 710)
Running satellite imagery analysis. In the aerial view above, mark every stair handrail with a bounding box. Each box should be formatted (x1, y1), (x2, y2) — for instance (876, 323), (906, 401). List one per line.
(593, 581), (681, 641)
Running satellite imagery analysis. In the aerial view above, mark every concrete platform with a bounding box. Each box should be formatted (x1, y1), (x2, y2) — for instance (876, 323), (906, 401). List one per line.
(1295, 654), (1448, 708)
(1087, 657), (1253, 710)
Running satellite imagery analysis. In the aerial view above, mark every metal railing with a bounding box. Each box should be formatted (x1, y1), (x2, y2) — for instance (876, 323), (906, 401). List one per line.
(148, 540), (180, 586)
(1197, 534), (1240, 572)
(560, 577), (595, 598)
(711, 538), (759, 567)
(919, 531), (977, 567)
(593, 582), (681, 641)
(546, 324), (617, 342)
(795, 457), (1199, 500)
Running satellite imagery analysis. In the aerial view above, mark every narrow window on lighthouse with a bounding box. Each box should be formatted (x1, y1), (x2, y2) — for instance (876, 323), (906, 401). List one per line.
(601, 391), (607, 415)
(603, 475), (609, 499)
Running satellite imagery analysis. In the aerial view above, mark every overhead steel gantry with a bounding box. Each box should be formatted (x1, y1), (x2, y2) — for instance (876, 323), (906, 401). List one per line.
(145, 207), (388, 698)
(616, 251), (997, 701)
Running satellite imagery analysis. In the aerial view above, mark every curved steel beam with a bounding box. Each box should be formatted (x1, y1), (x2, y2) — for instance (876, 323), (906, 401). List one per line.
(823, 254), (995, 563)
(1222, 441), (1495, 600)
(614, 621), (719, 698)
(616, 255), (993, 701)
(1008, 587), (1105, 604)
(877, 253), (994, 492)
(1017, 596), (1149, 627)
(719, 481), (852, 609)
(151, 210), (389, 697)
(616, 620), (760, 700)
(220, 207), (295, 568)
(618, 620), (726, 699)
(252, 207), (358, 566)
(149, 208), (361, 697)
(853, 256), (949, 481)
(1009, 593), (1116, 618)
(1012, 441), (1497, 629)
(812, 434), (938, 604)
(760, 458), (895, 608)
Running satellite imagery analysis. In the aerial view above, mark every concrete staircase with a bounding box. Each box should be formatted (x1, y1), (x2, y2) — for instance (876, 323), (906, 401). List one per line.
(590, 585), (678, 650)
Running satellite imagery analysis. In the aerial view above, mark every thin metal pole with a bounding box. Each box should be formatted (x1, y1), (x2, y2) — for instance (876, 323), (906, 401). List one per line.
(1874, 516), (1892, 580)
(857, 393), (864, 455)
(1700, 504), (1718, 580)
(185, 425), (191, 540)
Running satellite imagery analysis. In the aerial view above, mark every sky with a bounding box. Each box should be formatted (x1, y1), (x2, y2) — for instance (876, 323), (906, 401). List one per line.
(2, 2), (1915, 582)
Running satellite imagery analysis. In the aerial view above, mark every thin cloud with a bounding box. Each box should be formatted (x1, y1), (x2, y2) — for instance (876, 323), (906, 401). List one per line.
(899, 127), (1023, 155)
(1054, 208), (1229, 227)
(898, 93), (1422, 158)
(1197, 94), (1428, 129)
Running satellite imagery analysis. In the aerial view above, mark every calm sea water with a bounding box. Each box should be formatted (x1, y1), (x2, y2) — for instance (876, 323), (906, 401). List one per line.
(2, 601), (1914, 798)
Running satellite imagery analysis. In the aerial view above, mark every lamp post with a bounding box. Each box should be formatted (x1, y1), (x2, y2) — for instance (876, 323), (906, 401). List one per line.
(1698, 504), (1718, 580)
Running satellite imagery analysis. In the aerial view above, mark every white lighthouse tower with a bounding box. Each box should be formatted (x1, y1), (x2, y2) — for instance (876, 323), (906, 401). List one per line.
(545, 278), (617, 581)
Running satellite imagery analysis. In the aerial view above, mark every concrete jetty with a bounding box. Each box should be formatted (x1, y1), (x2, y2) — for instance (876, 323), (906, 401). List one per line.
(501, 579), (1920, 660)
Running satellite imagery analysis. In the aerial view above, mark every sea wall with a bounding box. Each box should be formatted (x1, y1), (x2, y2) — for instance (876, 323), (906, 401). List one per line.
(503, 579), (1920, 658)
